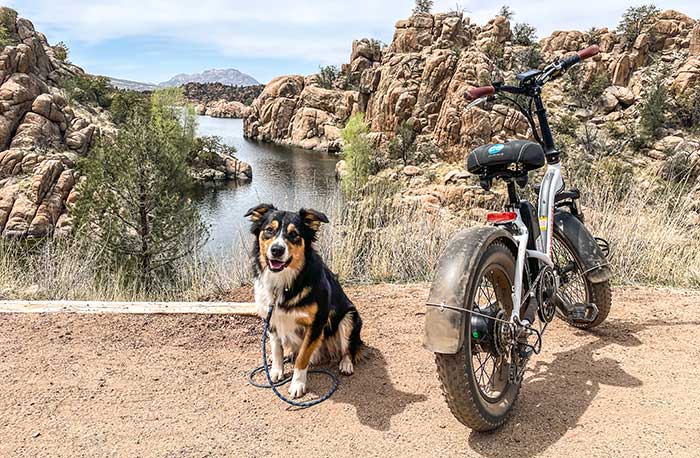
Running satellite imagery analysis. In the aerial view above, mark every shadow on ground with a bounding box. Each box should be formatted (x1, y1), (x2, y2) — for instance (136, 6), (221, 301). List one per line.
(466, 319), (688, 457)
(329, 345), (428, 431)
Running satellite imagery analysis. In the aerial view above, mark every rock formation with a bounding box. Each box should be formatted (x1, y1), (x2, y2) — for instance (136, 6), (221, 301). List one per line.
(0, 7), (112, 238)
(245, 9), (700, 213)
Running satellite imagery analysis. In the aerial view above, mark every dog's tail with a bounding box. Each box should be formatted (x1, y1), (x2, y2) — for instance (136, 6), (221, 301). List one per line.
(349, 309), (366, 364)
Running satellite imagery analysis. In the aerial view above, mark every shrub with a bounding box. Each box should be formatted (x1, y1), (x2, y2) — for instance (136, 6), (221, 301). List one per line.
(0, 8), (16, 47)
(673, 87), (700, 133)
(189, 135), (237, 166)
(638, 71), (669, 142)
(512, 43), (543, 71)
(75, 92), (206, 288)
(584, 27), (603, 45)
(512, 23), (537, 46)
(483, 41), (506, 71)
(317, 65), (339, 90)
(63, 75), (113, 108)
(414, 0), (434, 14)
(340, 113), (374, 194)
(109, 90), (150, 125)
(563, 69), (610, 108)
(53, 41), (69, 62)
(387, 121), (419, 166)
(498, 5), (514, 20)
(617, 4), (660, 49)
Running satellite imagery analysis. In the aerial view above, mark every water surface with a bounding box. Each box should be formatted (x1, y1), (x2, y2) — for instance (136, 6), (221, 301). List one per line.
(192, 116), (339, 253)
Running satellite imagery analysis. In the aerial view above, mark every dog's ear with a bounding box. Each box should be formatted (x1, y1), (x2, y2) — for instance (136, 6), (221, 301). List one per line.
(245, 204), (276, 234)
(245, 204), (276, 222)
(299, 208), (329, 232)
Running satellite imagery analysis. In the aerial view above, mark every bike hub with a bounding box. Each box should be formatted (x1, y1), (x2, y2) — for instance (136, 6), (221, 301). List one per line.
(471, 309), (511, 356)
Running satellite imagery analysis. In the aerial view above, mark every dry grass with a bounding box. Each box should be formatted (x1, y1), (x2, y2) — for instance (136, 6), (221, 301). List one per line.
(1, 173), (698, 301)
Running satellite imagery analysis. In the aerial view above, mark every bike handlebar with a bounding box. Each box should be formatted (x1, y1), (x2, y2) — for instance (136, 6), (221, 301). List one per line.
(465, 85), (496, 100)
(464, 45), (601, 101)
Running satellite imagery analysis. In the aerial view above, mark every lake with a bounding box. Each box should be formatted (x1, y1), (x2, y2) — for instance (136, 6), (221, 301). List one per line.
(192, 116), (340, 254)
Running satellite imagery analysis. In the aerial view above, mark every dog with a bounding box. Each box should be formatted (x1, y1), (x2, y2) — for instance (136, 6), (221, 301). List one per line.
(245, 204), (363, 398)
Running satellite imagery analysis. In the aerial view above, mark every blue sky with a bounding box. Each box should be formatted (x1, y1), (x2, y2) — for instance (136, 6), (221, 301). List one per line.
(5, 0), (699, 84)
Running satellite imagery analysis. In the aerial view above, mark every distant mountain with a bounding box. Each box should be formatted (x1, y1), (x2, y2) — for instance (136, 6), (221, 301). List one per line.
(159, 69), (259, 87)
(108, 77), (159, 92)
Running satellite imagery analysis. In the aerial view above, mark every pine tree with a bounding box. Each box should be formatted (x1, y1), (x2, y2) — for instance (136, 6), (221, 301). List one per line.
(75, 89), (206, 287)
(414, 0), (434, 14)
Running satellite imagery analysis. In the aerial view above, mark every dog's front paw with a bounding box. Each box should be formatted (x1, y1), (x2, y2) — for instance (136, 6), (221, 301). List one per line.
(288, 380), (307, 398)
(339, 355), (354, 375)
(288, 368), (308, 398)
(269, 365), (284, 383)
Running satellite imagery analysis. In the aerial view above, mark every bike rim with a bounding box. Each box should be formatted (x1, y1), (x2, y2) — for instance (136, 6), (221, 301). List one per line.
(469, 266), (512, 403)
(551, 235), (590, 307)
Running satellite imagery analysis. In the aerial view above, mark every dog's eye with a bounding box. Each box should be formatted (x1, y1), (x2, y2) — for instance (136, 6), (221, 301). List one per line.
(288, 231), (299, 241)
(264, 227), (275, 236)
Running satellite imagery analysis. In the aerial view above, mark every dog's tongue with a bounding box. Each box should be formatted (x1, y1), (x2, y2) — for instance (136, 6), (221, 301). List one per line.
(269, 259), (286, 271)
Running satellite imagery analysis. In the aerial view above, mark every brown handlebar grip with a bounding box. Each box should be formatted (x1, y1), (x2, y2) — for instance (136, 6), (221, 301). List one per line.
(466, 86), (496, 100)
(577, 45), (600, 60)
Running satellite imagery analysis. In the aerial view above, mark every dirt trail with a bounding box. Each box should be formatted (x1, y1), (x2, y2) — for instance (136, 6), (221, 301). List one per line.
(1, 285), (699, 458)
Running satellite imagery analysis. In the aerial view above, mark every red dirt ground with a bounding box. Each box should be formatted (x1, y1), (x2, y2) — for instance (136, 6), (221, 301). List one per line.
(1, 284), (699, 457)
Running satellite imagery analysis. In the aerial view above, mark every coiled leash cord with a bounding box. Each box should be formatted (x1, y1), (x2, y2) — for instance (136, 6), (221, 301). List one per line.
(247, 305), (339, 408)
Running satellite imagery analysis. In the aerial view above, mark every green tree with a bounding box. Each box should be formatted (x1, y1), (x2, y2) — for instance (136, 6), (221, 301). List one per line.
(75, 91), (206, 287)
(0, 7), (16, 47)
(53, 41), (69, 62)
(498, 5), (514, 20)
(513, 23), (537, 46)
(617, 5), (660, 49)
(414, 0), (434, 14)
(318, 65), (339, 89)
(109, 90), (150, 125)
(63, 75), (113, 108)
(388, 121), (419, 166)
(340, 113), (373, 194)
(638, 71), (669, 142)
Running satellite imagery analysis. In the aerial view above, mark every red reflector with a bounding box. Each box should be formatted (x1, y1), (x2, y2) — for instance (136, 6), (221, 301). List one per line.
(487, 212), (517, 223)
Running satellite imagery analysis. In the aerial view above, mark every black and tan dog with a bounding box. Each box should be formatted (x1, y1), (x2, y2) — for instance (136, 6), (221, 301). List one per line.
(245, 204), (363, 398)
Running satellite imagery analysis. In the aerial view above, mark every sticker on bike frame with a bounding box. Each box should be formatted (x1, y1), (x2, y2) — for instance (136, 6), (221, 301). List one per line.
(539, 216), (548, 231)
(488, 144), (505, 155)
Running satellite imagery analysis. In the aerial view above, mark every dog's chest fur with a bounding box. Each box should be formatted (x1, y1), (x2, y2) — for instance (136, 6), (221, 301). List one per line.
(254, 268), (308, 347)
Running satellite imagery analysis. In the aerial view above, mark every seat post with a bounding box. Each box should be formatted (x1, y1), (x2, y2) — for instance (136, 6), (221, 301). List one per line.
(506, 180), (519, 207)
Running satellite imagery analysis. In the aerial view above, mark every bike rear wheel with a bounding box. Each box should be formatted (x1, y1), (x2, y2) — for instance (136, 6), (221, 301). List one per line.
(435, 242), (520, 431)
(551, 231), (612, 329)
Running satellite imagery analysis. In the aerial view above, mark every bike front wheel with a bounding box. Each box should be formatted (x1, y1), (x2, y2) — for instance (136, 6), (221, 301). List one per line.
(435, 242), (521, 431)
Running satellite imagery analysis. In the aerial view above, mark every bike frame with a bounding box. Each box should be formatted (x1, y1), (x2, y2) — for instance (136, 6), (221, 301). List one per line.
(507, 162), (562, 325)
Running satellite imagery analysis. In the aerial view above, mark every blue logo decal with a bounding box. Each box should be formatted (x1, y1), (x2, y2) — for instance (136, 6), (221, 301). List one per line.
(488, 144), (505, 155)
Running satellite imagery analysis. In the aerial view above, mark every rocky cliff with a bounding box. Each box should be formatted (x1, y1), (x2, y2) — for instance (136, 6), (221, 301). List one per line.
(244, 10), (700, 159)
(244, 9), (700, 213)
(185, 82), (263, 118)
(0, 8), (113, 238)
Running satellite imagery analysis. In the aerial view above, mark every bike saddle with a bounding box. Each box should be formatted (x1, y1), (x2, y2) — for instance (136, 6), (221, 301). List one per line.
(466, 140), (545, 176)
(534, 184), (580, 202)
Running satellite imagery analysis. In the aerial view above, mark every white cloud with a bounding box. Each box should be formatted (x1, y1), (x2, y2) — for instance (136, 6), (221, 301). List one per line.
(8, 0), (700, 64)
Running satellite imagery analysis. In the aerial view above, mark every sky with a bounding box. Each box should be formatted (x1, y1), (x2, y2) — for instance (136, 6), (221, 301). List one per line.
(4, 0), (699, 84)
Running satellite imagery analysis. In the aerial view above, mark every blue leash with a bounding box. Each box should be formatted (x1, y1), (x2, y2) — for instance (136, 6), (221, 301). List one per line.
(247, 306), (339, 408)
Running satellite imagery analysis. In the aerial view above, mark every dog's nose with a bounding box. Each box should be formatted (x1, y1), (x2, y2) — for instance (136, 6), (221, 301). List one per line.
(270, 244), (285, 258)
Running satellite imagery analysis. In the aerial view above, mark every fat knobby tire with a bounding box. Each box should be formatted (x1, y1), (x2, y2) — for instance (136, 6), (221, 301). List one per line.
(434, 242), (520, 432)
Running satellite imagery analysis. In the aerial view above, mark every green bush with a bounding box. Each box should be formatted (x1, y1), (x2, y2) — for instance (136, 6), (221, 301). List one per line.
(512, 43), (543, 71)
(414, 0), (434, 14)
(387, 121), (419, 166)
(498, 5), (514, 20)
(189, 135), (237, 166)
(673, 87), (700, 133)
(63, 75), (114, 108)
(52, 41), (69, 62)
(0, 8), (16, 48)
(563, 69), (610, 108)
(617, 4), (660, 49)
(512, 23), (537, 46)
(109, 90), (150, 125)
(638, 71), (669, 142)
(584, 27), (603, 45)
(317, 65), (339, 90)
(340, 113), (374, 194)
(75, 92), (206, 288)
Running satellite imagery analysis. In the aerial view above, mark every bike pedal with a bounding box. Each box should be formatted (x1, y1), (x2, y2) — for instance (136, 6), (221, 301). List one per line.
(569, 302), (599, 323)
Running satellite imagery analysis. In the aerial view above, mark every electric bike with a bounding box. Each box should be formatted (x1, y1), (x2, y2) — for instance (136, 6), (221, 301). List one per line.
(423, 45), (612, 431)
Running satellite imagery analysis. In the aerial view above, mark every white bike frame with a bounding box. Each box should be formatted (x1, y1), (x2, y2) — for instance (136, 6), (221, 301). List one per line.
(505, 162), (563, 325)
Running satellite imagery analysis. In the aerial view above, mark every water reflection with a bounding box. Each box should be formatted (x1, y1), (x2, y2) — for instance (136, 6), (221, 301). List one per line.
(192, 116), (340, 254)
